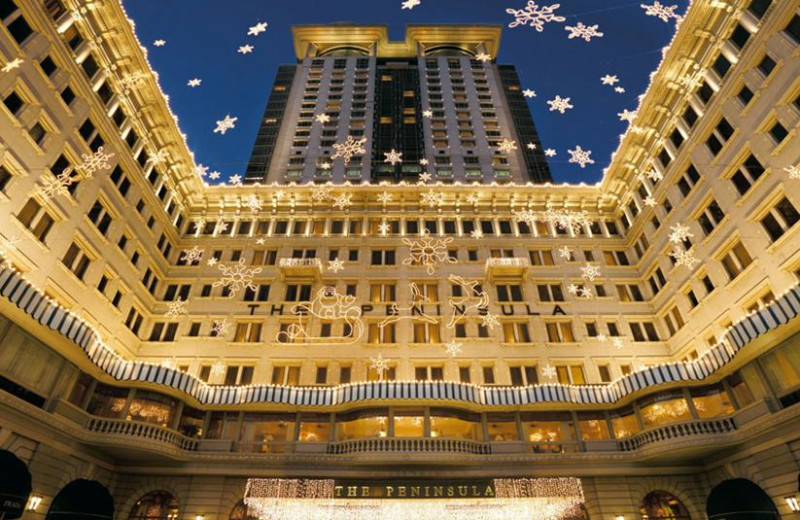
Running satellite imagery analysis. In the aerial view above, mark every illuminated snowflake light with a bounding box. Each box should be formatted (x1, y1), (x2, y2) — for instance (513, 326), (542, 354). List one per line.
(213, 259), (262, 299)
(402, 230), (457, 275)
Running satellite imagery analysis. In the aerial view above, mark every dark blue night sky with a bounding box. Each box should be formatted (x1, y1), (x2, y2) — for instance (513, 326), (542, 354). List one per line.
(123, 0), (689, 184)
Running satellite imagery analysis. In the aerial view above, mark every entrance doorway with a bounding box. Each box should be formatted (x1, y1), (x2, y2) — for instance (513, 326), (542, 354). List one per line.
(706, 479), (779, 520)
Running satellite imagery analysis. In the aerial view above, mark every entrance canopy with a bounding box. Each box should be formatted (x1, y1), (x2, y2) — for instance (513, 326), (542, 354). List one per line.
(244, 478), (585, 520)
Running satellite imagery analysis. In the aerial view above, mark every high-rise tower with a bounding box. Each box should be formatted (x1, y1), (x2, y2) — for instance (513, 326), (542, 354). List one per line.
(245, 25), (553, 184)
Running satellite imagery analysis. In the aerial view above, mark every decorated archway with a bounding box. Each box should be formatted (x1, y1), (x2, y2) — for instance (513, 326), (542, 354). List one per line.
(46, 479), (114, 520)
(706, 479), (779, 520)
(0, 450), (32, 520)
(640, 490), (691, 519)
(127, 490), (179, 520)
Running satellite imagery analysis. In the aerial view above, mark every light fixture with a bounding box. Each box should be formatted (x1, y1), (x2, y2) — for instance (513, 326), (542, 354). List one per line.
(786, 496), (800, 513)
(26, 495), (43, 511)
(195, 516), (205, 520)
(614, 516), (625, 520)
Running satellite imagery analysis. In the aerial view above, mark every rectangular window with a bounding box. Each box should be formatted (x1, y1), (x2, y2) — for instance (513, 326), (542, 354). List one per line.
(760, 197), (800, 242)
(509, 365), (538, 386)
(233, 322), (263, 342)
(730, 154), (764, 196)
(546, 322), (574, 343)
(497, 284), (523, 302)
(61, 242), (91, 280)
(537, 284), (564, 302)
(698, 200), (725, 235)
(502, 322), (531, 343)
(630, 322), (660, 342)
(371, 250), (396, 266)
(16, 198), (55, 242)
(706, 117), (734, 156)
(768, 121), (788, 144)
(720, 241), (753, 280)
(556, 365), (586, 385)
(784, 13), (800, 44)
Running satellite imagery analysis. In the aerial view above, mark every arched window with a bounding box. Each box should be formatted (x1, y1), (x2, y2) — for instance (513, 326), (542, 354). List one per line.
(229, 499), (257, 520)
(640, 491), (692, 519)
(128, 491), (179, 520)
(0, 450), (31, 520)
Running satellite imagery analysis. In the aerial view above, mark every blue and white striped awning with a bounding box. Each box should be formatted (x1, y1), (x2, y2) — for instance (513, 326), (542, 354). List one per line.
(2, 263), (798, 407)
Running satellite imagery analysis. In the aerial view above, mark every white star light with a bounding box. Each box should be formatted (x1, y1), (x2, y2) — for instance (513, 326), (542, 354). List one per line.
(1, 57), (23, 73)
(785, 165), (800, 180)
(419, 158), (429, 166)
(327, 258), (345, 273)
(612, 337), (625, 349)
(248, 22), (268, 36)
(165, 297), (188, 319)
(384, 149), (403, 165)
(596, 333), (608, 343)
(641, 2), (683, 23)
(377, 191), (393, 204)
(644, 196), (658, 207)
(206, 257), (218, 266)
(153, 39), (166, 47)
(238, 45), (254, 54)
(567, 284), (580, 295)
(600, 74), (619, 86)
(476, 52), (492, 62)
(614, 86), (626, 93)
(497, 139), (518, 153)
(331, 135), (367, 165)
(211, 319), (230, 337)
(567, 146), (595, 169)
(466, 194), (480, 204)
(507, 1), (567, 31)
(422, 109), (433, 118)
(247, 194), (262, 213)
(558, 246), (573, 260)
(418, 172), (433, 184)
(333, 193), (353, 210)
(547, 95), (573, 114)
(180, 246), (203, 265)
(315, 113), (331, 123)
(481, 313), (499, 329)
(470, 229), (484, 239)
(526, 142), (537, 150)
(187, 78), (202, 87)
(378, 222), (391, 236)
(618, 109), (637, 122)
(670, 247), (700, 269)
(545, 148), (557, 157)
(401, 0), (421, 8)
(668, 223), (693, 244)
(645, 168), (664, 182)
(542, 364), (557, 379)
(523, 89), (537, 98)
(228, 174), (242, 186)
(213, 114), (238, 135)
(208, 171), (221, 180)
(445, 340), (463, 357)
(369, 354), (391, 381)
(580, 263), (601, 282)
(564, 22), (604, 42)
(421, 189), (444, 208)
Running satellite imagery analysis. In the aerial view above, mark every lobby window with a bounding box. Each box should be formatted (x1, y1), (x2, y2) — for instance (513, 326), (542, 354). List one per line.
(711, 54), (732, 79)
(720, 241), (753, 281)
(698, 199), (726, 236)
(737, 84), (754, 106)
(339, 365), (352, 384)
(285, 284), (312, 302)
(706, 117), (734, 156)
(537, 283), (565, 302)
(370, 283), (396, 302)
(760, 197), (799, 242)
(648, 267), (667, 296)
(604, 250), (629, 266)
(730, 154), (765, 196)
(784, 12), (800, 44)
(368, 323), (396, 344)
(502, 322), (531, 343)
(701, 274), (715, 294)
(87, 201), (113, 237)
(677, 164), (700, 198)
(225, 365), (254, 386)
(556, 365), (586, 385)
(243, 284), (270, 302)
(148, 322), (178, 342)
(482, 365), (496, 384)
(663, 305), (685, 337)
(233, 322), (262, 342)
(728, 23), (751, 50)
(686, 289), (699, 308)
(598, 364), (612, 383)
(16, 198), (55, 243)
(371, 249), (396, 265)
(3, 89), (24, 115)
(271, 365), (300, 386)
(529, 249), (554, 266)
(756, 53), (777, 77)
(616, 284), (644, 302)
(546, 321), (574, 343)
(412, 322), (440, 343)
(252, 249), (277, 265)
(768, 121), (789, 145)
(62, 242), (91, 280)
(314, 365), (328, 385)
(510, 365), (538, 386)
(124, 307), (143, 335)
(415, 366), (444, 381)
(1, 3), (33, 44)
(630, 321), (660, 342)
(497, 284), (523, 302)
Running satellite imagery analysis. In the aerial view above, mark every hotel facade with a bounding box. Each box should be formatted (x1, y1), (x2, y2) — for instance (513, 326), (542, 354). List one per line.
(1, 1), (800, 519)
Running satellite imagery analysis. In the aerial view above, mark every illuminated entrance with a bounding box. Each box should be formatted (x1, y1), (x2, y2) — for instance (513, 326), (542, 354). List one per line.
(244, 478), (586, 520)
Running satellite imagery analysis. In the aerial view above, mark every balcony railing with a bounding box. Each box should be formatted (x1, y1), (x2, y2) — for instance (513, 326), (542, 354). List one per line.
(278, 257), (323, 279)
(616, 417), (736, 451)
(484, 257), (530, 280)
(327, 437), (492, 455)
(85, 417), (199, 451)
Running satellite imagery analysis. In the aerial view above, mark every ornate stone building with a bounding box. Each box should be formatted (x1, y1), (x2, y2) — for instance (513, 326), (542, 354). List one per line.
(0, 0), (800, 519)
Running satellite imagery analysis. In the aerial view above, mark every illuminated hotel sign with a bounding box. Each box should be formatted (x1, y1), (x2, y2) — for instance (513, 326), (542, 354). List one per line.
(333, 480), (496, 499)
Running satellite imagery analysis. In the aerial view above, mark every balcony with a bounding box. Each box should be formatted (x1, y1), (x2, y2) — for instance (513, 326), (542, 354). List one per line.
(327, 437), (492, 455)
(484, 257), (530, 281)
(85, 416), (199, 451)
(616, 417), (736, 452)
(278, 257), (323, 279)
